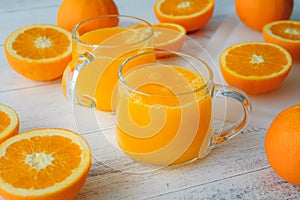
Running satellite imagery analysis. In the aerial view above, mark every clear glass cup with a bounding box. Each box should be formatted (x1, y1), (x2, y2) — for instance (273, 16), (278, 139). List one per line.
(115, 50), (252, 165)
(62, 15), (153, 112)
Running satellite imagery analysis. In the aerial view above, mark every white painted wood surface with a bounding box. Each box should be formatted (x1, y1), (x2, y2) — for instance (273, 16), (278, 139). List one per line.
(1, 0), (300, 199)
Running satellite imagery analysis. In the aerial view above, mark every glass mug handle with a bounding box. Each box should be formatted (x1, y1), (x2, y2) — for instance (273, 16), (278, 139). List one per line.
(63, 52), (96, 108)
(213, 84), (252, 144)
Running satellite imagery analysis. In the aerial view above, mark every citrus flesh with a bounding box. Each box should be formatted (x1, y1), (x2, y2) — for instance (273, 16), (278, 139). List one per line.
(219, 42), (292, 94)
(152, 23), (186, 52)
(0, 104), (19, 144)
(154, 0), (214, 32)
(0, 128), (91, 200)
(4, 24), (72, 81)
(263, 20), (300, 61)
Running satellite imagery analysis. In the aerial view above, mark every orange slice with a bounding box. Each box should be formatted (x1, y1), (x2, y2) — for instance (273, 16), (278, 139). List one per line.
(152, 23), (186, 52)
(4, 24), (72, 81)
(263, 20), (300, 61)
(0, 128), (92, 200)
(154, 0), (214, 32)
(219, 42), (292, 95)
(0, 104), (19, 144)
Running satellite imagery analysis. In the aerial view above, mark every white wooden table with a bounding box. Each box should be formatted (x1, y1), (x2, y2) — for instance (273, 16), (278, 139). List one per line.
(1, 0), (300, 199)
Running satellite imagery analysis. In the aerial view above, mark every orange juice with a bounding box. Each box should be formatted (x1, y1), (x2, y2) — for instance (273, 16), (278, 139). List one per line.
(69, 27), (153, 111)
(73, 27), (127, 58)
(116, 65), (212, 165)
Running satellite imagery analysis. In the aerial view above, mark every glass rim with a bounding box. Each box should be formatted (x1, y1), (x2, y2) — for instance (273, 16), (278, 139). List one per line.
(118, 50), (214, 97)
(72, 14), (153, 49)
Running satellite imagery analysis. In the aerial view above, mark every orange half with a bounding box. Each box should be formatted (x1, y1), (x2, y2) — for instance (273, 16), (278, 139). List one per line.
(219, 42), (292, 94)
(263, 20), (300, 61)
(152, 23), (186, 53)
(0, 128), (92, 200)
(154, 0), (214, 32)
(0, 104), (19, 144)
(4, 24), (72, 81)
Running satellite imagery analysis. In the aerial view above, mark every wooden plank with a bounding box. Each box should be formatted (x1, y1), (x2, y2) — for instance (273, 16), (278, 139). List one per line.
(0, 57), (60, 93)
(75, 128), (273, 199)
(1, 6), (58, 42)
(0, 82), (99, 132)
(0, 0), (60, 13)
(149, 168), (300, 200)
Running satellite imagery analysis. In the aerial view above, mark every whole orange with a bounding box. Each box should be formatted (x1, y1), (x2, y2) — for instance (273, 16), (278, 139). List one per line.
(57, 0), (119, 32)
(265, 105), (300, 185)
(235, 0), (294, 31)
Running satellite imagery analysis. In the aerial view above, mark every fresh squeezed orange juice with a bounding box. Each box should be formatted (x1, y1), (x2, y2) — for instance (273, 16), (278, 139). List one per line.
(116, 65), (212, 165)
(69, 27), (154, 111)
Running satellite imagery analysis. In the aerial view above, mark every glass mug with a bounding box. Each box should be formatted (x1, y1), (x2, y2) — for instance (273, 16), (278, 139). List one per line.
(116, 50), (252, 165)
(62, 15), (153, 111)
